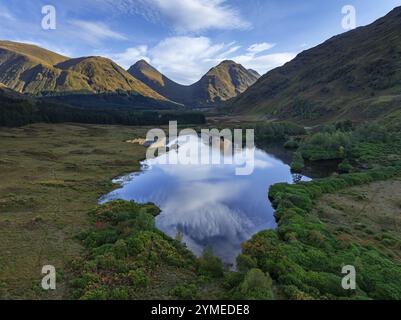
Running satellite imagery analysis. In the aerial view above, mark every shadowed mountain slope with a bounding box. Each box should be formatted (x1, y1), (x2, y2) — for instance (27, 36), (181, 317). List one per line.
(229, 7), (401, 124)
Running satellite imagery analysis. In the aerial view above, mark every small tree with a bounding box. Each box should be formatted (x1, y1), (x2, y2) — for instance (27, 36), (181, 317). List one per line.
(198, 248), (224, 278)
(240, 268), (274, 300)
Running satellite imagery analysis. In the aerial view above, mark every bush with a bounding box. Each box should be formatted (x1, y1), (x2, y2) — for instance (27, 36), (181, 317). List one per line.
(109, 288), (130, 300)
(128, 269), (149, 288)
(338, 159), (353, 173)
(198, 249), (224, 278)
(291, 152), (305, 172)
(245, 165), (401, 299)
(240, 269), (274, 300)
(300, 131), (352, 161)
(284, 139), (300, 149)
(236, 254), (257, 273)
(70, 200), (198, 299)
(170, 284), (198, 300)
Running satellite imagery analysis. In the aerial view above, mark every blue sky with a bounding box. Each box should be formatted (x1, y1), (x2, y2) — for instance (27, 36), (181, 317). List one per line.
(1, 0), (401, 84)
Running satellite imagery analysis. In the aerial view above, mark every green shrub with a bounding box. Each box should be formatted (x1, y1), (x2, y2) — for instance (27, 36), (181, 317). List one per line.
(236, 254), (257, 273)
(338, 159), (353, 173)
(284, 139), (300, 149)
(170, 284), (198, 300)
(240, 269), (274, 300)
(245, 165), (401, 299)
(70, 200), (198, 300)
(109, 288), (130, 300)
(198, 249), (224, 278)
(128, 269), (149, 288)
(80, 288), (108, 300)
(291, 152), (305, 172)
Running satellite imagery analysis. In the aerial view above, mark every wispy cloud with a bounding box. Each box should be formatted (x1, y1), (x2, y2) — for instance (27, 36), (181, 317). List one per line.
(247, 42), (275, 54)
(232, 43), (296, 76)
(109, 36), (296, 84)
(149, 36), (230, 83)
(0, 5), (15, 21)
(69, 20), (127, 44)
(100, 0), (250, 33)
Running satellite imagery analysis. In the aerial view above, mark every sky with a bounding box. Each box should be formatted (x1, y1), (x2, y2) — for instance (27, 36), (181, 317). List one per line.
(0, 0), (401, 84)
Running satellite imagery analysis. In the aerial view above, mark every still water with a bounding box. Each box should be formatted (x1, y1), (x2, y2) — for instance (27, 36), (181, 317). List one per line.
(100, 135), (310, 266)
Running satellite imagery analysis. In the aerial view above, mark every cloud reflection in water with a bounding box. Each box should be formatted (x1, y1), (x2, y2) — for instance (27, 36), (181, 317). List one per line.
(100, 135), (310, 265)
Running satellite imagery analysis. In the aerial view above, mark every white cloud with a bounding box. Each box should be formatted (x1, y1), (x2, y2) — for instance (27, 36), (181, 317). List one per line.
(111, 45), (149, 68)
(109, 37), (296, 84)
(149, 36), (231, 84)
(232, 52), (296, 76)
(231, 43), (296, 76)
(247, 42), (275, 54)
(69, 20), (127, 44)
(100, 0), (250, 32)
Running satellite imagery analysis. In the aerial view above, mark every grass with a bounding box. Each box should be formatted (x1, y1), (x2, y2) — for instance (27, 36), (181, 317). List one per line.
(315, 178), (401, 262)
(69, 200), (216, 300)
(1, 120), (401, 300)
(0, 123), (149, 299)
(241, 166), (401, 299)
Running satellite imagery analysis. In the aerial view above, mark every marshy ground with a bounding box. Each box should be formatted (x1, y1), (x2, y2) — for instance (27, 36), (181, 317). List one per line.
(315, 178), (401, 262)
(0, 123), (149, 299)
(1, 122), (400, 300)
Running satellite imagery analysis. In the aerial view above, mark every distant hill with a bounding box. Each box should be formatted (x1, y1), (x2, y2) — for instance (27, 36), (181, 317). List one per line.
(128, 59), (260, 107)
(128, 60), (192, 105)
(192, 60), (261, 106)
(0, 41), (167, 101)
(229, 7), (401, 124)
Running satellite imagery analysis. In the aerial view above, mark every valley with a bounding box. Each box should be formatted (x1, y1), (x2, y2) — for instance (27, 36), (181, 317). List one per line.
(1, 3), (401, 302)
(0, 118), (400, 300)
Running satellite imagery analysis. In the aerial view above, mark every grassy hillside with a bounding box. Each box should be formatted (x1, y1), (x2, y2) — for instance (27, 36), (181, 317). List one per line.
(193, 60), (260, 106)
(0, 41), (167, 100)
(0, 40), (68, 65)
(229, 7), (401, 124)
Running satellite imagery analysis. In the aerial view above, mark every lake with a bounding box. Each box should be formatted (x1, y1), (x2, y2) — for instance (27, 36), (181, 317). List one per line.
(100, 134), (311, 266)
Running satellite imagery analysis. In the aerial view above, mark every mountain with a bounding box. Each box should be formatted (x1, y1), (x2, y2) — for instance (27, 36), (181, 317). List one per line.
(128, 60), (191, 104)
(0, 41), (167, 101)
(247, 69), (261, 79)
(230, 7), (401, 124)
(191, 60), (261, 106)
(128, 59), (260, 107)
(0, 41), (259, 107)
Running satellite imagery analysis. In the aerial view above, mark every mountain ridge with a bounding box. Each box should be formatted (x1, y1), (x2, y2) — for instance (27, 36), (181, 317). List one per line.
(128, 59), (260, 107)
(0, 41), (167, 101)
(0, 40), (260, 107)
(229, 6), (401, 124)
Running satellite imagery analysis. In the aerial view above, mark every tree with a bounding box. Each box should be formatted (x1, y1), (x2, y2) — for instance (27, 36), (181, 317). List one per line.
(240, 268), (274, 300)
